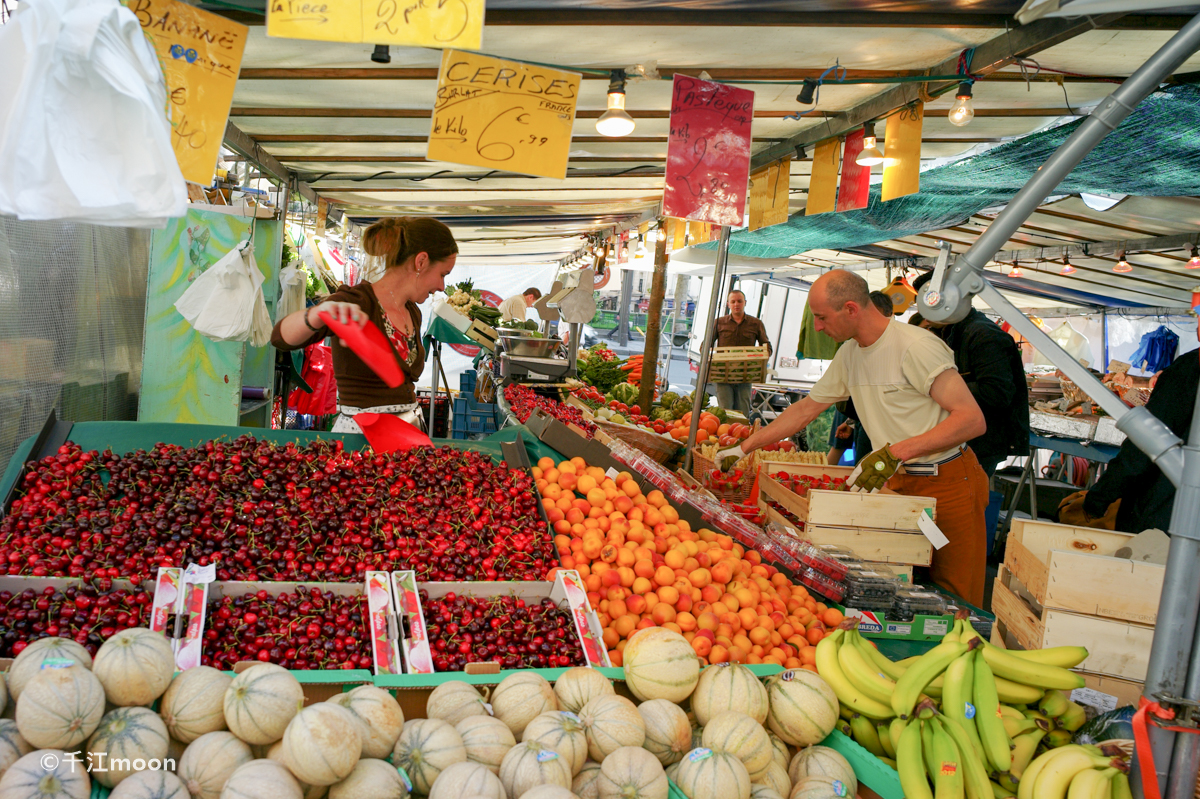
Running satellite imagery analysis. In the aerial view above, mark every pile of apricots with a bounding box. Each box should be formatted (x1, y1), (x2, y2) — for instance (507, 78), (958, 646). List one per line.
(537, 456), (841, 670)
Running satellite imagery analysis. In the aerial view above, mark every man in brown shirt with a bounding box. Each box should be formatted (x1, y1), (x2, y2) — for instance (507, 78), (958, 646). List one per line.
(710, 289), (772, 415)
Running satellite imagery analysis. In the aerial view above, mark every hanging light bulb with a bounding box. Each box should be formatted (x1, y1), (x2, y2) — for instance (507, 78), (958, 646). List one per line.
(1060, 255), (1076, 275)
(596, 69), (635, 137)
(1113, 251), (1132, 272)
(948, 82), (975, 127)
(1188, 245), (1200, 269)
(855, 123), (884, 167)
(1009, 261), (1025, 278)
(634, 236), (647, 257)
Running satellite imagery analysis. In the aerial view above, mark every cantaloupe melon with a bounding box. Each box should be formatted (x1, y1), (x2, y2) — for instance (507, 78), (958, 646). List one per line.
(0, 749), (90, 799)
(280, 704), (361, 787)
(263, 741), (327, 799)
(219, 759), (302, 799)
(166, 738), (186, 770)
(767, 733), (790, 774)
(663, 762), (680, 784)
(552, 669), (614, 715)
(178, 731), (254, 799)
(0, 720), (32, 782)
(6, 639), (93, 701)
(786, 747), (854, 797)
(764, 673), (837, 748)
(755, 761), (791, 798)
(426, 682), (490, 727)
(498, 741), (571, 799)
(427, 760), (505, 799)
(522, 711), (587, 776)
(87, 707), (171, 787)
(673, 748), (750, 799)
(456, 715), (515, 775)
(636, 701), (690, 767)
(15, 665), (105, 750)
(327, 686), (403, 759)
(621, 629), (699, 704)
(572, 761), (602, 799)
(517, 786), (577, 799)
(109, 770), (189, 799)
(223, 665), (303, 746)
(750, 785), (785, 799)
(93, 629), (175, 707)
(327, 758), (410, 799)
(392, 718), (466, 795)
(787, 775), (851, 799)
(688, 716), (703, 752)
(492, 673), (556, 738)
(596, 746), (667, 799)
(691, 665), (769, 726)
(700, 711), (772, 781)
(160, 667), (231, 744)
(577, 696), (644, 763)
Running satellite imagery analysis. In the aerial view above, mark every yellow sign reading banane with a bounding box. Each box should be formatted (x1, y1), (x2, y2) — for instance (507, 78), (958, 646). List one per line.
(267, 0), (483, 51)
(426, 50), (580, 180)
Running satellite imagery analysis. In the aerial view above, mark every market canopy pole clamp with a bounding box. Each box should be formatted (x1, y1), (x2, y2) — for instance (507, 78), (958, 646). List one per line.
(914, 14), (1200, 799)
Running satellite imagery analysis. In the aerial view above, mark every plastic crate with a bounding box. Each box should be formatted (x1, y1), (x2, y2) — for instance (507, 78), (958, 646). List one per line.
(460, 369), (478, 395)
(452, 397), (498, 438)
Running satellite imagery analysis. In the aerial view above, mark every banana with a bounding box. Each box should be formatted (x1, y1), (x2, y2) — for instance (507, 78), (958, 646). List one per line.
(999, 706), (1027, 722)
(996, 677), (1045, 706)
(850, 713), (889, 758)
(1017, 746), (1086, 799)
(973, 651), (1013, 774)
(890, 718), (909, 754)
(944, 619), (963, 643)
(1110, 772), (1133, 799)
(929, 717), (966, 799)
(960, 624), (984, 648)
(936, 714), (994, 799)
(839, 638), (899, 706)
(997, 773), (1020, 793)
(836, 718), (853, 737)
(893, 640), (970, 718)
(1003, 717), (1041, 738)
(1002, 645), (1089, 669)
(879, 756), (899, 768)
(878, 720), (898, 759)
(816, 630), (897, 719)
(943, 652), (985, 758)
(840, 704), (856, 721)
(898, 718), (934, 799)
(980, 645), (1086, 691)
(1009, 728), (1047, 779)
(1023, 709), (1052, 725)
(1030, 747), (1116, 799)
(923, 719), (940, 779)
(851, 629), (909, 681)
(1045, 729), (1074, 749)
(992, 781), (1016, 798)
(1057, 702), (1087, 733)
(1038, 690), (1071, 718)
(1067, 767), (1114, 799)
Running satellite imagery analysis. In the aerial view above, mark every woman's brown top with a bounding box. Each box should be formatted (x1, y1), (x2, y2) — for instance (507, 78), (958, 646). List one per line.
(270, 282), (425, 407)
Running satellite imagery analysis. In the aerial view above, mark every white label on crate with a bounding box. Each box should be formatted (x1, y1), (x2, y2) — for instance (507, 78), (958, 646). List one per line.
(527, 372), (550, 380)
(923, 619), (950, 636)
(605, 468), (620, 480)
(483, 702), (494, 716)
(918, 509), (950, 550)
(885, 623), (912, 636)
(1071, 687), (1118, 714)
(184, 563), (217, 584)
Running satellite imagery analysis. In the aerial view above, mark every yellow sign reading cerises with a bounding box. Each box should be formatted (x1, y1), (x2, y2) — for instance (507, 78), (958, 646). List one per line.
(427, 50), (580, 180)
(267, 0), (483, 51)
(126, 0), (247, 186)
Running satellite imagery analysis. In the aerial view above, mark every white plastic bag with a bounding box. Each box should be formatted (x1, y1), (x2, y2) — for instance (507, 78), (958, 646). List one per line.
(175, 241), (273, 346)
(277, 265), (307, 321)
(0, 0), (186, 226)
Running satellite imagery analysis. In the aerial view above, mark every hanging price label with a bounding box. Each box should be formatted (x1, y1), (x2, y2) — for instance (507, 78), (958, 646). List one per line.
(267, 0), (483, 50)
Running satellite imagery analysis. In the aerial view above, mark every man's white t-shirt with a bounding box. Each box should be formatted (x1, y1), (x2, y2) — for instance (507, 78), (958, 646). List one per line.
(498, 294), (527, 322)
(807, 321), (959, 464)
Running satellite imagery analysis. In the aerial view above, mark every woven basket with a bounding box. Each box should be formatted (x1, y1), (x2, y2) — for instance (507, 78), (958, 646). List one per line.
(691, 447), (755, 503)
(596, 421), (683, 464)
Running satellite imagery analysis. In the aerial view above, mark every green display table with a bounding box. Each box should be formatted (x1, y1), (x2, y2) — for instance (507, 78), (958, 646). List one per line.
(422, 314), (479, 351)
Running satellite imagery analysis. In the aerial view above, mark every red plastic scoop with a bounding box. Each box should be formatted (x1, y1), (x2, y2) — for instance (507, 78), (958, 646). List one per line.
(354, 412), (433, 452)
(318, 310), (403, 388)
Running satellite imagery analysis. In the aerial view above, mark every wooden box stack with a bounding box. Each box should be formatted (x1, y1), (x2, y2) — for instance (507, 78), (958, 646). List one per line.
(757, 463), (936, 577)
(992, 518), (1162, 698)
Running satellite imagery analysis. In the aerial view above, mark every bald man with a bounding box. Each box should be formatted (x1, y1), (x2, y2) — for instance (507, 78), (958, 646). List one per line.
(720, 270), (990, 605)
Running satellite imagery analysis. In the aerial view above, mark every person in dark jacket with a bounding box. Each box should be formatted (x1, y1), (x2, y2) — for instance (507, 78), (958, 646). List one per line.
(1060, 331), (1199, 534)
(912, 272), (1031, 477)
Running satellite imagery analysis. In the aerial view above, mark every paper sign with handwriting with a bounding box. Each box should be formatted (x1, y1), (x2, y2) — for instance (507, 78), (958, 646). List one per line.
(663, 75), (754, 225)
(126, 0), (247, 185)
(427, 50), (580, 179)
(268, 0), (483, 53)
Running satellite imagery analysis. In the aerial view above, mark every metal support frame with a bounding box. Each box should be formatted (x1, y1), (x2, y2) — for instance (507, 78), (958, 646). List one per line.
(617, 268), (634, 347)
(684, 225), (732, 472)
(913, 14), (1200, 796)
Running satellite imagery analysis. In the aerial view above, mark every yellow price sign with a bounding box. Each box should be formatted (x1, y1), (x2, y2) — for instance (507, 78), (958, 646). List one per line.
(127, 0), (248, 186)
(267, 0), (483, 50)
(426, 50), (580, 179)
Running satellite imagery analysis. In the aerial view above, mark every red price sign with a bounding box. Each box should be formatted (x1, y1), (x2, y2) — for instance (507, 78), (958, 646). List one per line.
(663, 75), (754, 226)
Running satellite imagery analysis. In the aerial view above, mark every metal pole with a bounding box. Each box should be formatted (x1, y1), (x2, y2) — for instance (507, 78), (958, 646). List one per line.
(617, 269), (634, 348)
(664, 273), (690, 391)
(684, 225), (731, 472)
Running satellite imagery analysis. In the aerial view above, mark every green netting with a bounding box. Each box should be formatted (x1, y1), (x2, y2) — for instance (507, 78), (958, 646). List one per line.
(705, 84), (1200, 259)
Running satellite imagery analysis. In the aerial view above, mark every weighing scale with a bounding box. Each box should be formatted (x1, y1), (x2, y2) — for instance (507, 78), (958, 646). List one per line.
(498, 268), (597, 386)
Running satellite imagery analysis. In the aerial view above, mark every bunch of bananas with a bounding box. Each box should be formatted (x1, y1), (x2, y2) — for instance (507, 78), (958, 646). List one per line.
(815, 615), (1129, 798)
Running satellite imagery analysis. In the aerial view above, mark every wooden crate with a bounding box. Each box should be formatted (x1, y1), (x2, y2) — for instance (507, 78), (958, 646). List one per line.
(563, 395), (597, 421)
(759, 469), (934, 531)
(1003, 519), (1162, 626)
(806, 525), (933, 566)
(992, 565), (1154, 682)
(865, 562), (914, 583)
(708, 345), (770, 383)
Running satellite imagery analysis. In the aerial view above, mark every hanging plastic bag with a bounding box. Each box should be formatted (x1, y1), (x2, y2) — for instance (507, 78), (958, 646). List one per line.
(0, 0), (186, 226)
(277, 265), (307, 320)
(175, 241), (272, 346)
